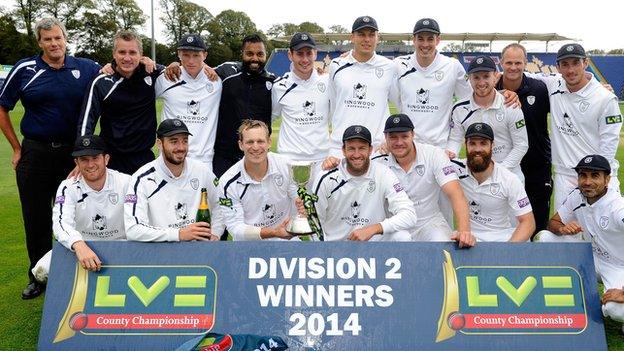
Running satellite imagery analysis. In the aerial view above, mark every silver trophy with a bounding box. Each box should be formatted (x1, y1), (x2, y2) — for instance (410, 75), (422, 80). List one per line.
(287, 161), (314, 235)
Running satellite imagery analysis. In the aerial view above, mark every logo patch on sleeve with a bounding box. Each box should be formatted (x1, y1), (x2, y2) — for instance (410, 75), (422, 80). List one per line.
(219, 197), (233, 207)
(605, 115), (622, 125)
(442, 166), (456, 176)
(54, 196), (65, 204)
(517, 197), (530, 208)
(393, 183), (404, 193)
(124, 194), (137, 204)
(515, 119), (526, 129)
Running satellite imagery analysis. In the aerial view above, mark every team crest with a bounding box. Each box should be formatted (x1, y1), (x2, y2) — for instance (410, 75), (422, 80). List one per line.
(353, 83), (367, 99)
(584, 156), (593, 163)
(495, 111), (505, 122)
(579, 101), (589, 113)
(274, 174), (284, 187)
(303, 101), (316, 116)
(187, 100), (200, 115)
(476, 57), (484, 65)
(566, 45), (574, 52)
(489, 183), (501, 195)
(205, 82), (214, 93)
(416, 88), (430, 104)
(435, 70), (444, 81)
(144, 76), (152, 86)
(350, 201), (361, 219)
(262, 204), (276, 221)
(82, 138), (91, 146)
(266, 81), (273, 90)
(190, 178), (199, 190)
(415, 164), (425, 176)
(375, 67), (384, 78)
(527, 95), (535, 105)
(393, 116), (401, 124)
(108, 193), (119, 205)
(367, 180), (376, 193)
(317, 82), (326, 93)
(174, 203), (188, 220)
(71, 69), (80, 79)
(92, 214), (107, 231)
(599, 216), (609, 229)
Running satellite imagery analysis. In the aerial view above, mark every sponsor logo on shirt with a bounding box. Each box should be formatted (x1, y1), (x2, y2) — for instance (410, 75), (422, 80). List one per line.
(605, 115), (622, 125)
(187, 100), (200, 116)
(406, 88), (439, 113)
(254, 203), (285, 227)
(218, 197), (232, 208)
(92, 214), (107, 230)
(517, 197), (530, 208)
(557, 113), (579, 137)
(303, 101), (316, 116)
(393, 183), (404, 193)
(442, 166), (455, 176)
(344, 83), (375, 109)
(174, 202), (188, 220)
(515, 119), (526, 129)
(469, 200), (492, 224)
(340, 201), (371, 225)
(55, 196), (65, 204)
(124, 194), (137, 203)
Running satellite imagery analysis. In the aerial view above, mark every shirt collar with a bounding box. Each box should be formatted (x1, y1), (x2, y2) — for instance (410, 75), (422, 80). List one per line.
(180, 67), (208, 83)
(467, 162), (499, 186)
(289, 66), (318, 85)
(469, 90), (504, 110)
(79, 169), (113, 193)
(346, 50), (378, 65)
(156, 154), (188, 180)
(412, 51), (439, 71)
(36, 54), (77, 70)
(339, 158), (374, 180)
(386, 143), (422, 172)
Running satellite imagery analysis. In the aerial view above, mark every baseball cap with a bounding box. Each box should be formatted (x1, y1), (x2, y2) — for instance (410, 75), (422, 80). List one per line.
(573, 154), (611, 174)
(72, 135), (107, 157)
(343, 125), (372, 144)
(467, 55), (497, 74)
(556, 43), (586, 62)
(290, 32), (316, 51)
(177, 34), (207, 51)
(352, 16), (378, 32)
(384, 114), (414, 133)
(465, 123), (494, 141)
(413, 18), (440, 35)
(157, 118), (193, 138)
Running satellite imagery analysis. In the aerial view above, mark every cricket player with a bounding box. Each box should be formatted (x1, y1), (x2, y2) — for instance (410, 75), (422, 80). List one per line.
(451, 123), (535, 242)
(327, 15), (397, 156)
(156, 34), (222, 166)
(32, 135), (130, 281)
(447, 55), (528, 181)
(218, 120), (305, 241)
(373, 114), (474, 247)
(534, 154), (624, 326)
(528, 43), (622, 209)
(313, 125), (417, 241)
(125, 119), (222, 242)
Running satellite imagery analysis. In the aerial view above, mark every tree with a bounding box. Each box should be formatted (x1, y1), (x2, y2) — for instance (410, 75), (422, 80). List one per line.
(38, 0), (95, 35)
(12, 0), (41, 38)
(328, 24), (348, 34)
(160, 0), (213, 44)
(102, 0), (146, 30)
(0, 12), (38, 63)
(267, 21), (324, 38)
(442, 43), (462, 52)
(607, 48), (624, 55)
(298, 21), (323, 34)
(206, 10), (258, 61)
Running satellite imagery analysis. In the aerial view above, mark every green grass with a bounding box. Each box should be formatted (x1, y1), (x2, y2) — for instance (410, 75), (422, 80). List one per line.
(0, 103), (623, 350)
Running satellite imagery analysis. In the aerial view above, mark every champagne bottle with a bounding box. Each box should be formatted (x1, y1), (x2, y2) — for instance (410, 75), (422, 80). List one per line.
(196, 188), (211, 226)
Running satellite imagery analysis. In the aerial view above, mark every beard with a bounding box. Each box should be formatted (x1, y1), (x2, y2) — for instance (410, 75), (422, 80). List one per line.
(467, 150), (492, 173)
(242, 59), (266, 74)
(346, 157), (370, 176)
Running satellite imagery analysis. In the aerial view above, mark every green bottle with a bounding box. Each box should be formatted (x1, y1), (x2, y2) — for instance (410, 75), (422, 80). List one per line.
(196, 188), (211, 226)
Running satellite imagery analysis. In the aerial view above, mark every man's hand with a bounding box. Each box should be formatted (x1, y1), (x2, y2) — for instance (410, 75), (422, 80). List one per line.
(100, 63), (114, 75)
(140, 56), (156, 73)
(272, 219), (295, 240)
(11, 148), (20, 170)
(558, 221), (583, 235)
(203, 64), (218, 81)
(179, 222), (215, 241)
(374, 142), (388, 155)
(165, 62), (182, 82)
(445, 150), (457, 159)
(501, 89), (521, 108)
(67, 165), (81, 180)
(451, 230), (476, 248)
(321, 156), (340, 170)
(601, 288), (624, 304)
(73, 241), (102, 271)
(348, 224), (381, 241)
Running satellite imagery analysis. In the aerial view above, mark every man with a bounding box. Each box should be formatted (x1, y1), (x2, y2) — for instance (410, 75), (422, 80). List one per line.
(212, 34), (276, 177)
(535, 155), (624, 327)
(451, 123), (535, 242)
(218, 120), (303, 241)
(0, 17), (101, 298)
(79, 30), (164, 174)
(327, 16), (396, 157)
(447, 55), (528, 181)
(529, 43), (622, 209)
(497, 43), (552, 234)
(271, 32), (330, 166)
(373, 114), (474, 247)
(125, 119), (222, 242)
(156, 34), (222, 167)
(32, 135), (131, 282)
(313, 125), (417, 241)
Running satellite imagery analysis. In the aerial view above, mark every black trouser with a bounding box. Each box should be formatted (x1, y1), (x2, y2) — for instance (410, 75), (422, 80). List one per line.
(523, 169), (553, 237)
(16, 139), (74, 281)
(212, 152), (242, 178)
(108, 149), (154, 175)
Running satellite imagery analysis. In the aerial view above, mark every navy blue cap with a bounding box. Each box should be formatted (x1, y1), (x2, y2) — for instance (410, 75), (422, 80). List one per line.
(465, 123), (494, 141)
(557, 43), (586, 62)
(467, 55), (497, 74)
(352, 16), (378, 32)
(178, 34), (206, 51)
(290, 32), (316, 50)
(157, 118), (193, 138)
(413, 18), (440, 35)
(573, 154), (611, 173)
(72, 135), (107, 157)
(384, 114), (414, 133)
(343, 125), (372, 144)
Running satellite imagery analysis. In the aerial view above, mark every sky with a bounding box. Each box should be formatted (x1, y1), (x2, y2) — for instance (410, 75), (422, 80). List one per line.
(136, 0), (624, 52)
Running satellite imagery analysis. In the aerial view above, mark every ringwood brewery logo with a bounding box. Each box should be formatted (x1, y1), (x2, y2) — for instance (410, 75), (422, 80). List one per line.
(435, 251), (587, 342)
(53, 265), (217, 343)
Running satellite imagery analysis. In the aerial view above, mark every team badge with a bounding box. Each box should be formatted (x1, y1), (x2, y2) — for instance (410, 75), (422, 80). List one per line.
(71, 70), (80, 79)
(423, 20), (430, 25)
(416, 164), (425, 176)
(265, 81), (273, 90)
(495, 111), (504, 122)
(476, 57), (484, 65)
(367, 180), (376, 193)
(144, 76), (152, 86)
(317, 82), (326, 93)
(527, 95), (535, 105)
(489, 183), (501, 195)
(82, 138), (91, 146)
(469, 200), (481, 215)
(108, 193), (119, 205)
(363, 17), (370, 23)
(579, 101), (589, 113)
(375, 67), (384, 78)
(566, 45), (574, 52)
(584, 156), (593, 163)
(475, 124), (483, 131)
(355, 126), (362, 133)
(205, 82), (214, 93)
(274, 174), (284, 186)
(435, 70), (444, 81)
(599, 216), (609, 229)
(187, 36), (194, 43)
(190, 178), (199, 190)
(300, 34), (308, 40)
(262, 204), (276, 221)
(393, 116), (401, 124)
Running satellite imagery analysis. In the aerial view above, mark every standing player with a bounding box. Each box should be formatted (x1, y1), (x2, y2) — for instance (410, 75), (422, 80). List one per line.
(535, 155), (624, 327)
(447, 55), (528, 181)
(271, 32), (330, 168)
(326, 16), (396, 157)
(156, 34), (222, 167)
(313, 125), (417, 241)
(529, 43), (622, 209)
(125, 119), (222, 242)
(497, 43), (552, 234)
(451, 123), (535, 242)
(218, 120), (303, 241)
(373, 114), (474, 246)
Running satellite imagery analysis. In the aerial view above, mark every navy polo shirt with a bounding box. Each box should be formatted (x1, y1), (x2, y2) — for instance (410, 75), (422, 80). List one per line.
(0, 54), (100, 143)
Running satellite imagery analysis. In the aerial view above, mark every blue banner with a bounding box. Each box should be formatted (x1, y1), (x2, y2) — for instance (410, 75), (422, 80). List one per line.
(38, 242), (607, 350)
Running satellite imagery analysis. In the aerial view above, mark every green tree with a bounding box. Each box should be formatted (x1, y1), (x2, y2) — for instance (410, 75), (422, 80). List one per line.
(206, 10), (258, 62)
(0, 12), (38, 63)
(298, 21), (324, 34)
(160, 0), (213, 44)
(12, 0), (41, 38)
(607, 48), (624, 55)
(38, 0), (95, 35)
(328, 24), (348, 34)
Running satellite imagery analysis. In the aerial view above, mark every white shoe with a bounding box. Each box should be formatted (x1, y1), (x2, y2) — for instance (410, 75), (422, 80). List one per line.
(32, 250), (52, 284)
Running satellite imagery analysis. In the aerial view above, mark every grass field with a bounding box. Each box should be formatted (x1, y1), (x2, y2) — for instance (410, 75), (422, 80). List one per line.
(1, 102), (623, 349)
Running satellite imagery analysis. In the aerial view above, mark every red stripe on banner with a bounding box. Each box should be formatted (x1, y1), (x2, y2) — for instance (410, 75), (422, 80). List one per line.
(84, 313), (213, 329)
(463, 313), (586, 329)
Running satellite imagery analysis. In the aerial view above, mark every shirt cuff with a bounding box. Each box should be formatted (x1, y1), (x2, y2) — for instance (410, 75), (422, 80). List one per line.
(244, 226), (262, 241)
(166, 228), (181, 242)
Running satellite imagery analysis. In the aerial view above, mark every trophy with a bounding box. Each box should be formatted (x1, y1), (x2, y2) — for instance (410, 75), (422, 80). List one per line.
(287, 161), (315, 235)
